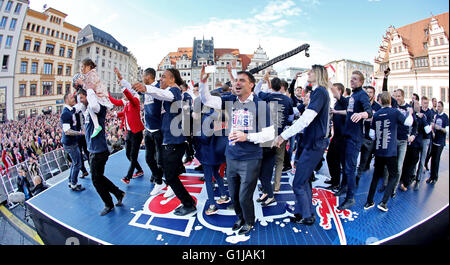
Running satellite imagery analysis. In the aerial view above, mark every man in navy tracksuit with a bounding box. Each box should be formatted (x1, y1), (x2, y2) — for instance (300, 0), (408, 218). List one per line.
(78, 89), (125, 216)
(356, 86), (381, 187)
(400, 102), (431, 191)
(134, 68), (196, 216)
(337, 71), (373, 211)
(364, 92), (413, 212)
(273, 64), (330, 226)
(326, 83), (348, 191)
(253, 77), (294, 206)
(415, 96), (433, 189)
(390, 88), (417, 197)
(137, 68), (166, 196)
(428, 101), (449, 184)
(61, 93), (85, 192)
(199, 66), (274, 235)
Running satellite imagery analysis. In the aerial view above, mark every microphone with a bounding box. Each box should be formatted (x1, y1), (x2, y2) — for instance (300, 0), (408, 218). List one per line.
(8, 192), (26, 204)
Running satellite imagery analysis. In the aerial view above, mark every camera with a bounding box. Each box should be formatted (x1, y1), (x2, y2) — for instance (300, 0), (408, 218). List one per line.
(384, 67), (390, 75)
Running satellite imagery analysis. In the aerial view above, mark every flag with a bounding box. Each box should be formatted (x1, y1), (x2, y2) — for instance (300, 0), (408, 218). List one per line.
(1, 150), (13, 174)
(325, 64), (336, 81)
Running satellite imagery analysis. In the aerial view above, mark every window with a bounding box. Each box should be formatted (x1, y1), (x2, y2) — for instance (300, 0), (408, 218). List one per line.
(67, 48), (73, 58)
(434, 38), (438, 46)
(23, 39), (31, 51)
(36, 25), (40, 32)
(31, 24), (35, 31)
(441, 87), (448, 102)
(405, 61), (409, 69)
(0, 17), (7, 28)
(42, 82), (53, 95)
(102, 59), (105, 67)
(31, 62), (38, 74)
(421, 86), (426, 97)
(0, 0), (4, 10)
(57, 84), (62, 95)
(400, 61), (404, 69)
(432, 57), (436, 66)
(20, 61), (27, 73)
(444, 56), (448, 65)
(96, 47), (99, 54)
(427, 86), (433, 99)
(2, 55), (9, 70)
(41, 26), (45, 34)
(5, 35), (12, 48)
(59, 47), (65, 57)
(423, 42), (428, 49)
(19, 84), (26, 97)
(43, 63), (52, 75)
(57, 65), (63, 75)
(440, 37), (444, 45)
(399, 46), (402, 52)
(26, 22), (30, 30)
(65, 84), (70, 95)
(0, 35), (2, 49)
(33, 41), (40, 52)
(86, 47), (90, 54)
(4, 1), (12, 12)
(65, 65), (71, 76)
(51, 29), (54, 37)
(46, 28), (49, 35)
(102, 49), (106, 56)
(55, 31), (59, 38)
(45, 44), (55, 55)
(30, 84), (36, 96)
(9, 18), (16, 30)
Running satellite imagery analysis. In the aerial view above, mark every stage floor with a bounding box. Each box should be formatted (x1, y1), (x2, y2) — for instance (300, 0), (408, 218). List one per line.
(26, 148), (449, 245)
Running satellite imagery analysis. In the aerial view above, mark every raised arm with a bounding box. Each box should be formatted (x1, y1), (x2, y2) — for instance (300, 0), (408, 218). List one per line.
(199, 65), (222, 109)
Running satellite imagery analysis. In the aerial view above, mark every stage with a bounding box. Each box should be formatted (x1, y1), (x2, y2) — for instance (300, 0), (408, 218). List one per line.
(26, 149), (449, 245)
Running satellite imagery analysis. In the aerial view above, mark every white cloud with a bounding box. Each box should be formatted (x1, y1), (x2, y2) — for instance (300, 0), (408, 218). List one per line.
(28, 0), (340, 76)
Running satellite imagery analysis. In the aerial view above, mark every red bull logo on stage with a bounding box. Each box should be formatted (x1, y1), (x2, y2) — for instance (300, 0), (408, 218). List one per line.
(128, 161), (357, 244)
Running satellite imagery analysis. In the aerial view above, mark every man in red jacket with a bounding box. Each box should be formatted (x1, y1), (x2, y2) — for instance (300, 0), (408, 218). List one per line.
(111, 68), (145, 185)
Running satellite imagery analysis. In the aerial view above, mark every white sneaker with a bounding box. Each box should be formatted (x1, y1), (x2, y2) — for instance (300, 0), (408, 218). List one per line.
(150, 183), (166, 196)
(163, 186), (175, 198)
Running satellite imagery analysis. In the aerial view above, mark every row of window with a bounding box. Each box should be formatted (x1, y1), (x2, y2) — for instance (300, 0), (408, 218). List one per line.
(25, 22), (76, 43)
(0, 0), (22, 15)
(19, 60), (72, 76)
(81, 46), (128, 63)
(431, 56), (448, 66)
(17, 81), (71, 97)
(388, 85), (449, 103)
(391, 60), (409, 70)
(22, 38), (73, 58)
(0, 16), (17, 31)
(390, 55), (448, 70)
(17, 105), (64, 119)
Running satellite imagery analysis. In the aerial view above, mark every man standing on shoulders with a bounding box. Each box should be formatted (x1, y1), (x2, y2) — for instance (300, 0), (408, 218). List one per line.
(61, 93), (85, 192)
(78, 89), (125, 216)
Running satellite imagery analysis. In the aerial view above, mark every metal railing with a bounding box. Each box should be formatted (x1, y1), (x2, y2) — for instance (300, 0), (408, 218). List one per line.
(0, 148), (70, 206)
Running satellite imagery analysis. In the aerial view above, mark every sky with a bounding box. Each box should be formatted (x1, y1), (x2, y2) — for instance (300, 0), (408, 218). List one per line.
(28, 0), (449, 73)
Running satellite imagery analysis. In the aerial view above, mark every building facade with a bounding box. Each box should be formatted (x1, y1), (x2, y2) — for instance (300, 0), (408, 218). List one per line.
(277, 66), (308, 83)
(373, 12), (449, 111)
(0, 0), (29, 122)
(156, 38), (276, 91)
(13, 7), (80, 120)
(325, 59), (374, 89)
(75, 24), (139, 98)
